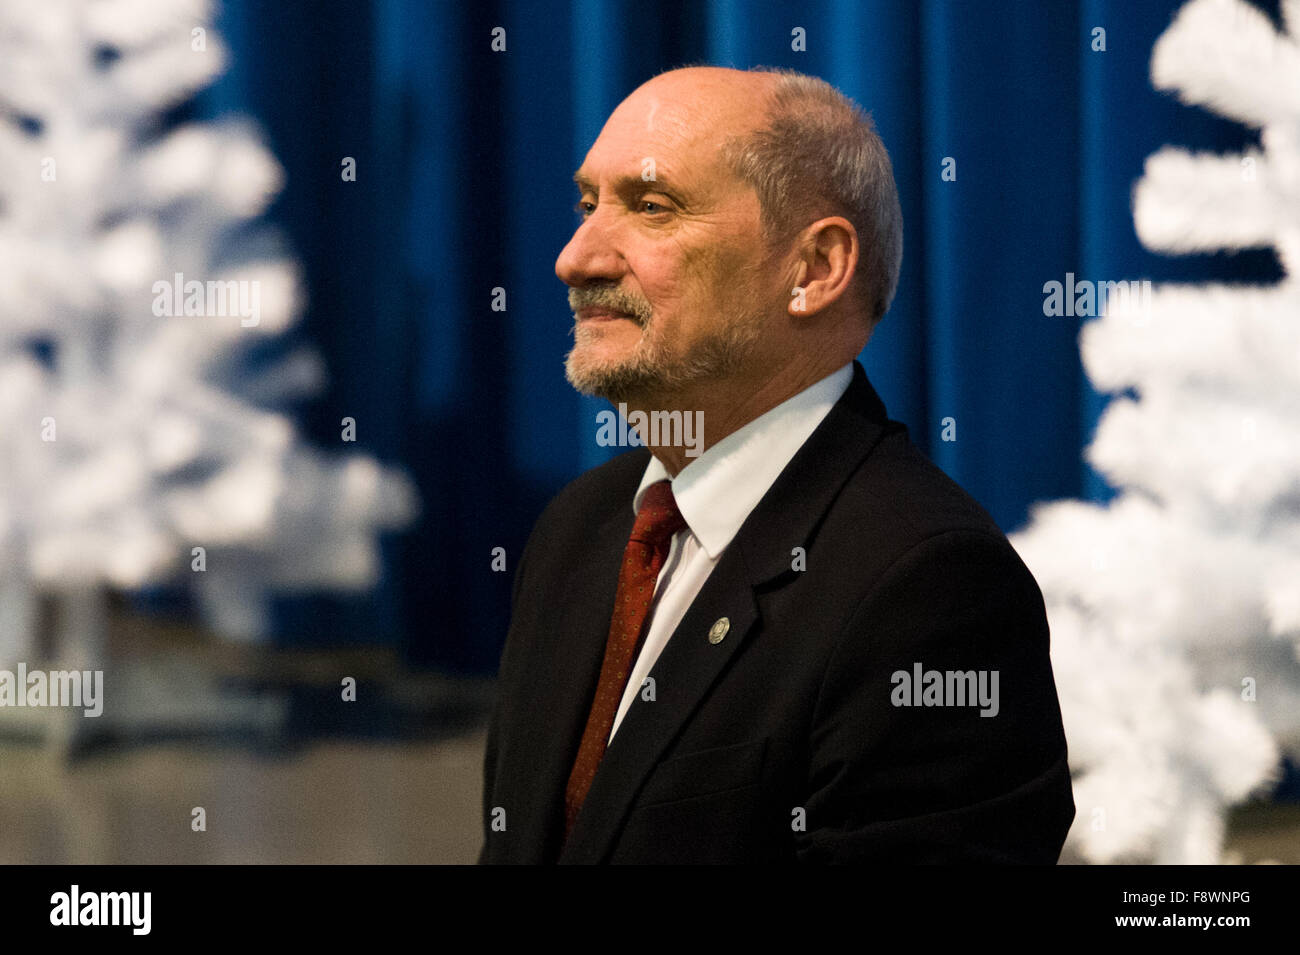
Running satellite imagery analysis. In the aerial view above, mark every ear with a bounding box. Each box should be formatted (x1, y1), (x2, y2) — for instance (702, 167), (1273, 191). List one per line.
(786, 216), (859, 318)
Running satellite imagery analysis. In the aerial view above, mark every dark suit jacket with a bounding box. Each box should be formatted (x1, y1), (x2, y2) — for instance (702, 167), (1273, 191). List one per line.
(480, 361), (1074, 864)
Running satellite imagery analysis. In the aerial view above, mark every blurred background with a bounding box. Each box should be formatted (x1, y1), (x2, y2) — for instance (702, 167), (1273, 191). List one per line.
(0, 0), (1295, 864)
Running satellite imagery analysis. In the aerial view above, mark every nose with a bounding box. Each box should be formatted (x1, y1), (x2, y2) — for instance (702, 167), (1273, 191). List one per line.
(555, 206), (626, 287)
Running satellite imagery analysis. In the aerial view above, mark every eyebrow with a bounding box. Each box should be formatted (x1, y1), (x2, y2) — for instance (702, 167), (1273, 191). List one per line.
(573, 170), (690, 203)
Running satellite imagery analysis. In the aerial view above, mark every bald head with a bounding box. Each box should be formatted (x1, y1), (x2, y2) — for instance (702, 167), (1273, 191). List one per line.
(608, 66), (903, 331)
(616, 66), (781, 135)
(577, 66), (781, 217)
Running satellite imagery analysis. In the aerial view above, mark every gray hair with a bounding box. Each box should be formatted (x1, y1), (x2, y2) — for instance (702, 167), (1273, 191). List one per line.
(720, 68), (904, 328)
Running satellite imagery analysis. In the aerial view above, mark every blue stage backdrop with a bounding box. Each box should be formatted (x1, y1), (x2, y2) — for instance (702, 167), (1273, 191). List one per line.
(189, 0), (1282, 671)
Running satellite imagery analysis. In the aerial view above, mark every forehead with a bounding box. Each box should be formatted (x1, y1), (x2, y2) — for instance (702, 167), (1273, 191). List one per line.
(576, 82), (762, 192)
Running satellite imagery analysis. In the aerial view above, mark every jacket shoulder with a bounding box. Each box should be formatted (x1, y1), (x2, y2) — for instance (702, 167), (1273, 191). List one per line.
(814, 427), (1028, 592)
(857, 429), (1004, 542)
(528, 447), (650, 544)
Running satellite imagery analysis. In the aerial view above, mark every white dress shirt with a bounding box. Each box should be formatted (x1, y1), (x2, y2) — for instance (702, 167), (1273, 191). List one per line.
(608, 362), (854, 742)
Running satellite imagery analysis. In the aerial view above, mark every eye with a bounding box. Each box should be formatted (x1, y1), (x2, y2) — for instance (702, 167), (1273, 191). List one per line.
(574, 199), (596, 219)
(639, 199), (670, 215)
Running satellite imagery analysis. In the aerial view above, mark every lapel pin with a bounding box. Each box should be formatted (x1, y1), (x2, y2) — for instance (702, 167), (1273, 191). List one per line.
(708, 617), (730, 644)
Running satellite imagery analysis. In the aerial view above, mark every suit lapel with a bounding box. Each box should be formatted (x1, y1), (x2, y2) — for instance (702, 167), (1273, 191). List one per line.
(499, 501), (634, 863)
(557, 552), (760, 863)
(558, 361), (896, 863)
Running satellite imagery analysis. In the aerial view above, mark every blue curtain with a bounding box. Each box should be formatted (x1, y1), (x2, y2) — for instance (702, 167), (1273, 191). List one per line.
(194, 0), (1282, 671)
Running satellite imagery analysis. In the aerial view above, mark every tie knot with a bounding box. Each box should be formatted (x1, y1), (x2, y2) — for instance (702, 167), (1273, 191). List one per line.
(631, 480), (686, 547)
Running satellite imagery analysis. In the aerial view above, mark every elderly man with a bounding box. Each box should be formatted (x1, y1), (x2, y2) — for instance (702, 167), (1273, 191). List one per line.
(479, 65), (1074, 864)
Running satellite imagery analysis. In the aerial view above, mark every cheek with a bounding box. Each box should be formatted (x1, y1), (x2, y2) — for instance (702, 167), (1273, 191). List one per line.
(631, 230), (767, 333)
(677, 239), (763, 310)
(628, 243), (692, 315)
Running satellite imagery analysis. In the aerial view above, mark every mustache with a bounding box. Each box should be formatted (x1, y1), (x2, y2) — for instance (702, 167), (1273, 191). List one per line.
(568, 284), (653, 326)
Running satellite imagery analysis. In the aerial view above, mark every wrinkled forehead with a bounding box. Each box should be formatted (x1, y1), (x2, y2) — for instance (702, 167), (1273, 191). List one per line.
(580, 83), (766, 189)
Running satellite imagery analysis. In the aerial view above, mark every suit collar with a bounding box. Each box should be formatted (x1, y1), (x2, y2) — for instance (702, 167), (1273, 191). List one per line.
(631, 362), (854, 560)
(732, 359), (892, 585)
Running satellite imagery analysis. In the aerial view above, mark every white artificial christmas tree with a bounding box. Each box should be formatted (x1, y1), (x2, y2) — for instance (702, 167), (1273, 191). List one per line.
(0, 0), (417, 744)
(1011, 0), (1300, 863)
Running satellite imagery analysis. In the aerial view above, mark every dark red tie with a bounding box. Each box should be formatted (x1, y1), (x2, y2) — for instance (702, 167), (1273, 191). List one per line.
(563, 479), (686, 838)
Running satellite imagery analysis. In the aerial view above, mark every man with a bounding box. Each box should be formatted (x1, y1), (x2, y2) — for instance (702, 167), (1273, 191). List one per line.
(479, 65), (1074, 864)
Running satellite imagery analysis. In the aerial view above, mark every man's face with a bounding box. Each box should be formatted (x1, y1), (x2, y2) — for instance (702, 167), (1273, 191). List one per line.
(556, 70), (780, 404)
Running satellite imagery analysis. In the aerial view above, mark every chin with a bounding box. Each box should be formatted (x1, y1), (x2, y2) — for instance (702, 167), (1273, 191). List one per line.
(565, 348), (655, 403)
(565, 354), (629, 400)
(566, 327), (645, 394)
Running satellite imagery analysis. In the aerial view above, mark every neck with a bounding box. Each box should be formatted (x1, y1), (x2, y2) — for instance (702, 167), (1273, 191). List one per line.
(619, 354), (848, 477)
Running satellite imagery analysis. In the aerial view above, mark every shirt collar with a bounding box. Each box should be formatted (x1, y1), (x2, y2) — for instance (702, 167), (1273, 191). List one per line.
(631, 362), (854, 559)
